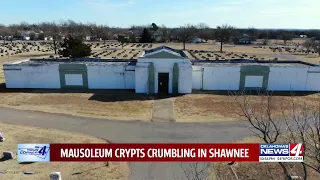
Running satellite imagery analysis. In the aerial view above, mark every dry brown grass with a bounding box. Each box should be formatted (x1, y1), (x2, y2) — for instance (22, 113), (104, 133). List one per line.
(174, 93), (320, 122)
(214, 136), (320, 180)
(0, 91), (153, 121)
(0, 123), (129, 180)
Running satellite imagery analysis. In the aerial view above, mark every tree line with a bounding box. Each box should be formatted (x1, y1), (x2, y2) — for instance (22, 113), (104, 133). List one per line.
(1, 20), (320, 52)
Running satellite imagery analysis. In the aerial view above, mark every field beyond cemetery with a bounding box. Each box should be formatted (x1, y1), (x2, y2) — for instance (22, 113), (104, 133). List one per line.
(0, 123), (129, 180)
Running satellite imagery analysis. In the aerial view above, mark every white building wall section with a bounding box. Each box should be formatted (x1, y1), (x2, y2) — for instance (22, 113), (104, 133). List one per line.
(65, 74), (83, 86)
(178, 63), (192, 94)
(87, 65), (135, 89)
(306, 66), (320, 91)
(4, 64), (60, 89)
(245, 76), (263, 88)
(135, 62), (150, 93)
(192, 66), (203, 90)
(202, 66), (241, 90)
(268, 67), (309, 91)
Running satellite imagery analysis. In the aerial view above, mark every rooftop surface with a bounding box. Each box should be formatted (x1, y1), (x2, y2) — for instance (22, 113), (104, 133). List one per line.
(4, 58), (318, 68)
(144, 46), (188, 58)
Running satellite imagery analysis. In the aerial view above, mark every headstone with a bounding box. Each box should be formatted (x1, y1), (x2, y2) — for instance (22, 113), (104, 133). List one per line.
(50, 172), (62, 180)
(3, 152), (14, 160)
(0, 132), (4, 142)
(24, 171), (35, 175)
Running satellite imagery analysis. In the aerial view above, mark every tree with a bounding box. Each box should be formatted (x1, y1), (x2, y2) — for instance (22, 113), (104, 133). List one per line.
(312, 40), (320, 56)
(197, 23), (212, 42)
(303, 39), (314, 54)
(151, 23), (159, 32)
(139, 28), (152, 43)
(231, 91), (290, 179)
(215, 24), (233, 52)
(38, 33), (45, 40)
(281, 96), (320, 179)
(117, 35), (127, 49)
(59, 36), (91, 58)
(177, 24), (197, 50)
(281, 32), (294, 45)
(29, 32), (36, 40)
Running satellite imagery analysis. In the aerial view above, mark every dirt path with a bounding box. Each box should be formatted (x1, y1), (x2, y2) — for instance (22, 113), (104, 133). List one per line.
(152, 98), (175, 122)
(0, 107), (250, 180)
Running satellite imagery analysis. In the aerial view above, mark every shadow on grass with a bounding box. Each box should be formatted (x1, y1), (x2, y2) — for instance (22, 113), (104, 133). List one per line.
(0, 84), (183, 102)
(19, 162), (35, 165)
(0, 156), (11, 162)
(72, 164), (108, 176)
(0, 83), (317, 103)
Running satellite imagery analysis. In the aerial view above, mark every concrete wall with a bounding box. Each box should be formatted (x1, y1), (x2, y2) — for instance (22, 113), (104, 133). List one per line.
(306, 67), (320, 91)
(4, 64), (61, 89)
(192, 66), (203, 90)
(178, 63), (193, 94)
(87, 65), (135, 89)
(202, 66), (241, 90)
(135, 62), (150, 93)
(268, 67), (309, 91)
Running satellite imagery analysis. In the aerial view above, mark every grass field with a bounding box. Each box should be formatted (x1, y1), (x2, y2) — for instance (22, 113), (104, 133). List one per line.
(174, 92), (320, 122)
(0, 90), (153, 121)
(0, 123), (129, 180)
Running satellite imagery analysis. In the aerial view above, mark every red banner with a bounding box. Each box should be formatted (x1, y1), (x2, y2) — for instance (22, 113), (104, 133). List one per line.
(50, 144), (260, 162)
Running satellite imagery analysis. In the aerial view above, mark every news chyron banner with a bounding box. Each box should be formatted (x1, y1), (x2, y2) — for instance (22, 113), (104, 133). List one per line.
(17, 143), (304, 163)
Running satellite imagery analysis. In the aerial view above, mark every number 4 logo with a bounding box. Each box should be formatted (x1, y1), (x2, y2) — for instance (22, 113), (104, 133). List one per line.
(290, 144), (304, 156)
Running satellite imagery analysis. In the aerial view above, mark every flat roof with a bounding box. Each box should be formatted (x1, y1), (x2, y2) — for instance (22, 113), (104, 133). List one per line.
(192, 59), (318, 67)
(6, 58), (137, 66)
(4, 58), (318, 68)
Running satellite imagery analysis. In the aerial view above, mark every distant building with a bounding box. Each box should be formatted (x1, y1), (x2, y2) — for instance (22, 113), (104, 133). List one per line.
(192, 37), (203, 43)
(236, 34), (252, 44)
(300, 35), (307, 38)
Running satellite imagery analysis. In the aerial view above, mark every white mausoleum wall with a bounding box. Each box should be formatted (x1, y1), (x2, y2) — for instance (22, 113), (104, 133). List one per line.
(87, 65), (135, 89)
(202, 66), (241, 90)
(192, 66), (203, 90)
(178, 63), (192, 94)
(268, 67), (309, 91)
(306, 66), (320, 91)
(4, 64), (60, 89)
(135, 62), (150, 93)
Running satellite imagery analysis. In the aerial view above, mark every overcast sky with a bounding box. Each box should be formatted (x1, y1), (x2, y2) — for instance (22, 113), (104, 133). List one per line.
(0, 0), (319, 29)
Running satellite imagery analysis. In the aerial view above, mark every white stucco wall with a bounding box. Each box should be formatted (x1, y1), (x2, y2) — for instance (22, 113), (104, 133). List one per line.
(87, 65), (135, 89)
(65, 74), (83, 86)
(268, 67), (309, 91)
(202, 66), (241, 90)
(192, 66), (203, 90)
(178, 63), (192, 94)
(135, 62), (150, 93)
(4, 64), (60, 89)
(306, 66), (320, 91)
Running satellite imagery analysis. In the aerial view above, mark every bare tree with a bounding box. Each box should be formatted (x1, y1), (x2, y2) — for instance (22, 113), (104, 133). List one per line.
(215, 24), (233, 52)
(177, 24), (198, 50)
(303, 39), (314, 54)
(179, 162), (214, 180)
(282, 95), (320, 179)
(230, 91), (290, 178)
(197, 23), (213, 43)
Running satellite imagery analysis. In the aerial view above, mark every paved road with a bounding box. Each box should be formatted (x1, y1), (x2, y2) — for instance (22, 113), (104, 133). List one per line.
(0, 107), (250, 180)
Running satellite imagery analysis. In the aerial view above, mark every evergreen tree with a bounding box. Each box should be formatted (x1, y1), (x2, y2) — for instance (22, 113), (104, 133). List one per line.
(59, 36), (91, 58)
(139, 28), (152, 43)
